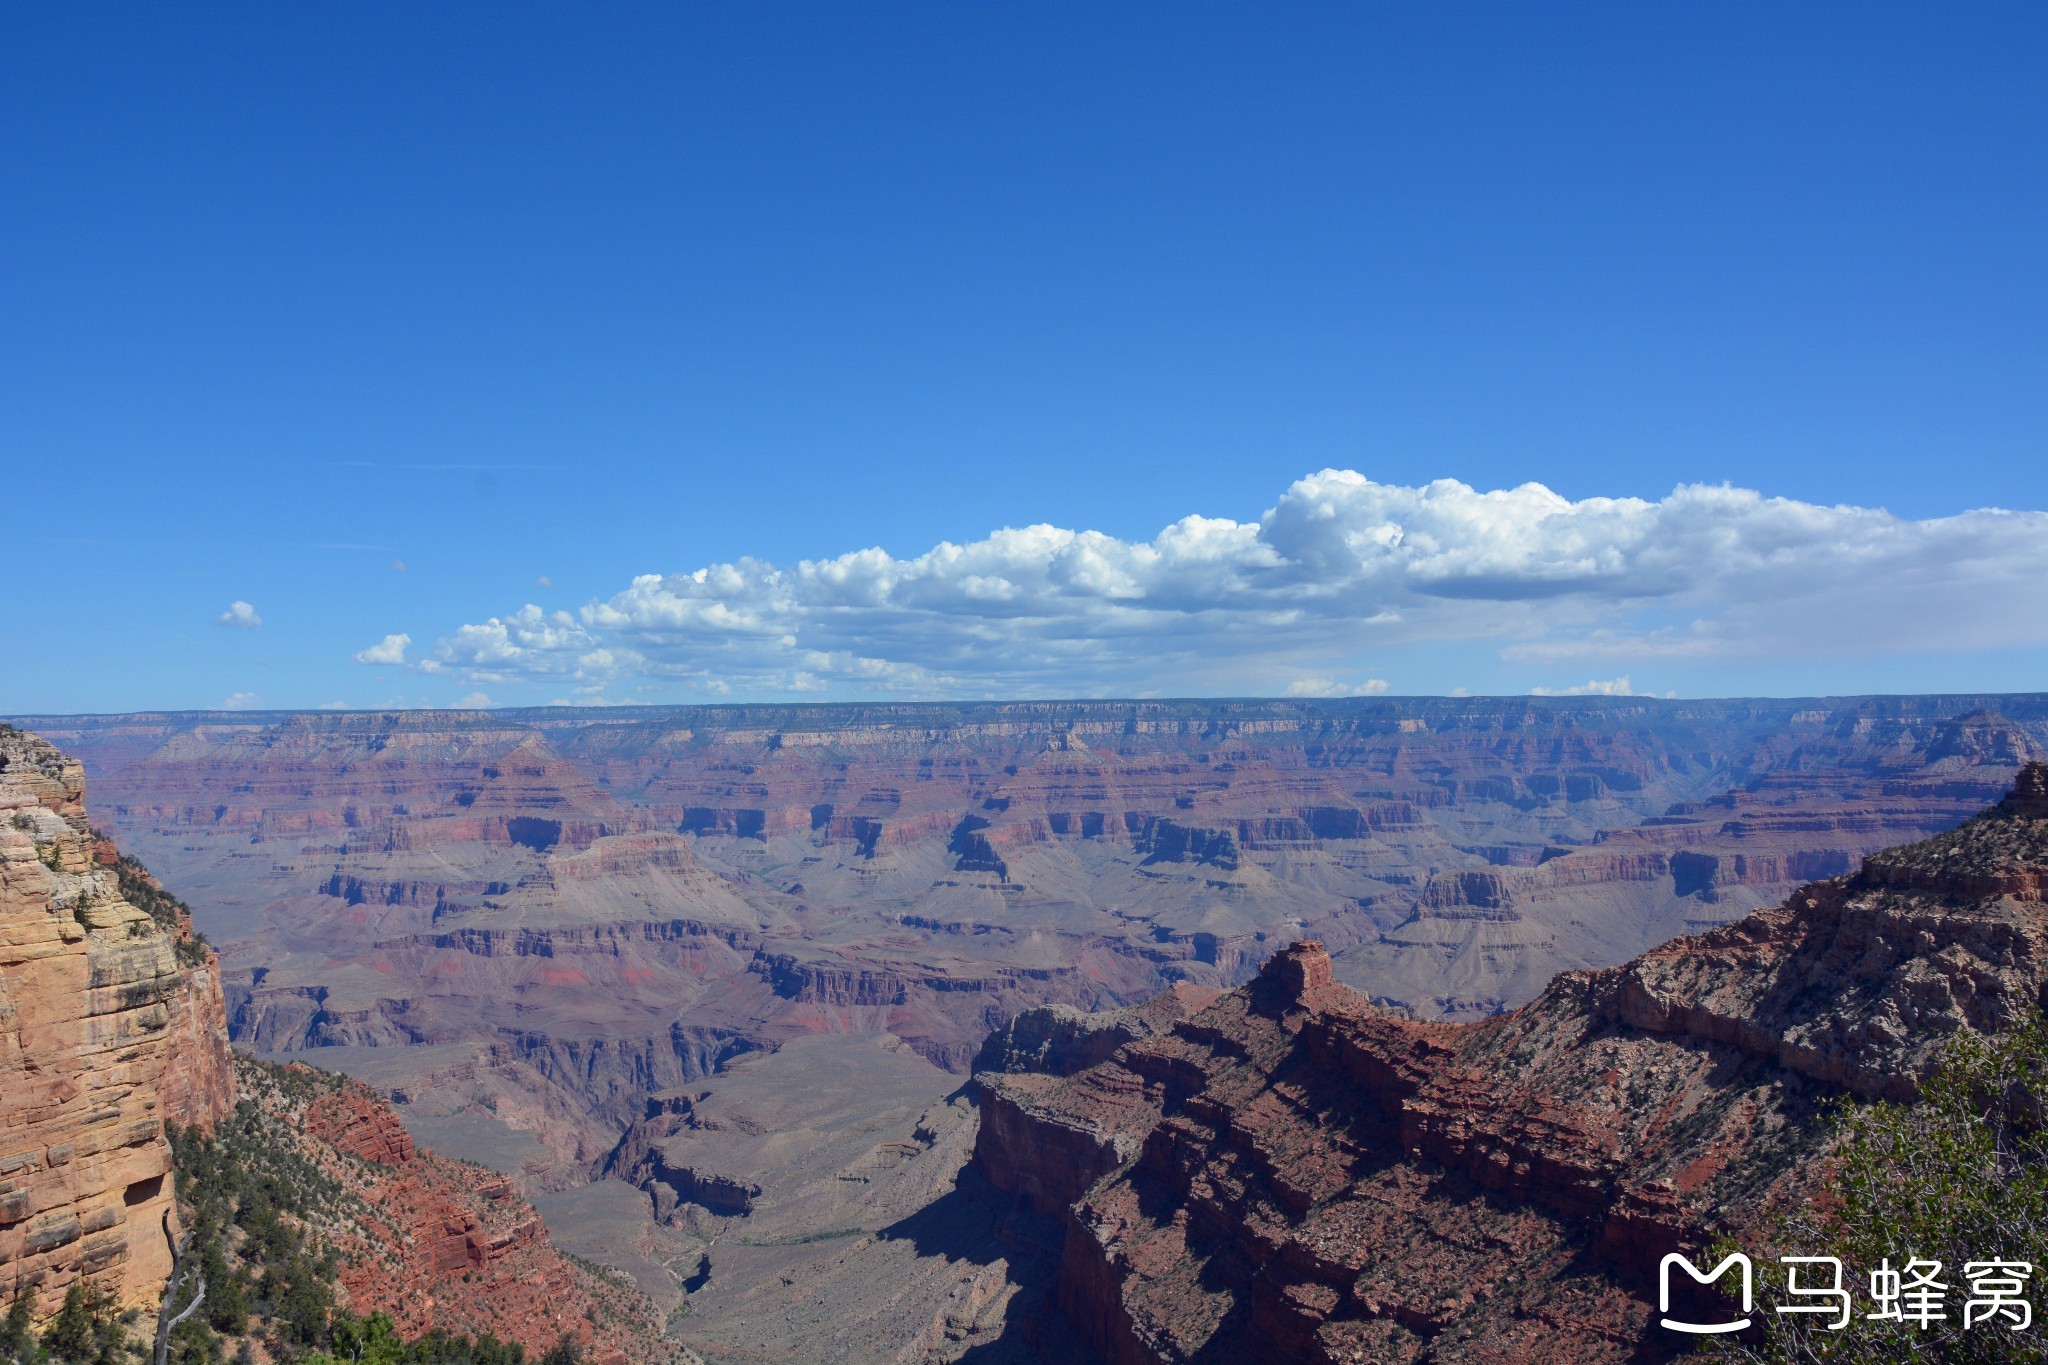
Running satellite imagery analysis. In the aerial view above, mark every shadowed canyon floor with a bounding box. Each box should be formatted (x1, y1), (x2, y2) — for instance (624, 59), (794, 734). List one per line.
(10, 699), (2048, 1358)
(556, 1032), (1046, 1363)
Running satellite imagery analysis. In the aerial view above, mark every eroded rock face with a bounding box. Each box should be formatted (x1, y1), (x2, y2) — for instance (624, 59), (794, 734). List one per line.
(15, 698), (2045, 1184)
(976, 764), (2048, 1363)
(306, 1086), (418, 1165)
(973, 983), (1222, 1078)
(600, 1091), (762, 1220)
(238, 1061), (666, 1365)
(0, 727), (232, 1322)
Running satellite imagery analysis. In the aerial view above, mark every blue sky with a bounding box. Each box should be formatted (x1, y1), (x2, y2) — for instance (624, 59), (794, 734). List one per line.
(3, 3), (2044, 712)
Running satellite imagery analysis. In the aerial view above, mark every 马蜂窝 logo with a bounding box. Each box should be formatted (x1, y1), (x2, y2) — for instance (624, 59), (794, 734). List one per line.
(1659, 1253), (2035, 1335)
(1660, 1252), (1753, 1334)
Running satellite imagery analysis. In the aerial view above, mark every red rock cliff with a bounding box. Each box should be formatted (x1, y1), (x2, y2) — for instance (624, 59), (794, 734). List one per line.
(248, 1063), (664, 1363)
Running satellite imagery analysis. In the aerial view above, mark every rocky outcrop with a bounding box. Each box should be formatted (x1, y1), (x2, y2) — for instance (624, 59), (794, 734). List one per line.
(600, 1090), (762, 1221)
(973, 983), (1222, 1078)
(974, 764), (2048, 1362)
(1414, 868), (1522, 920)
(1131, 817), (1241, 871)
(232, 1060), (665, 1364)
(2006, 760), (2048, 814)
(306, 1086), (418, 1164)
(975, 1065), (1161, 1220)
(641, 1160), (760, 1221)
(971, 985), (1224, 1220)
(0, 727), (233, 1324)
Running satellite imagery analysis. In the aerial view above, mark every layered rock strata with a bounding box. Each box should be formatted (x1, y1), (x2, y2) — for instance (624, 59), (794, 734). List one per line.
(245, 1060), (667, 1363)
(13, 698), (2043, 1184)
(601, 1091), (763, 1220)
(0, 726), (233, 1320)
(975, 763), (2048, 1362)
(974, 984), (1223, 1078)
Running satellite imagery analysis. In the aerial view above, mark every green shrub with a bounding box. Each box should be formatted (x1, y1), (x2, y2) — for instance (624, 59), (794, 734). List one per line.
(1717, 1016), (2048, 1363)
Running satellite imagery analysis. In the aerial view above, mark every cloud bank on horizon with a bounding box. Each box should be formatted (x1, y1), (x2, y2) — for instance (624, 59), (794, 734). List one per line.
(359, 471), (2048, 701)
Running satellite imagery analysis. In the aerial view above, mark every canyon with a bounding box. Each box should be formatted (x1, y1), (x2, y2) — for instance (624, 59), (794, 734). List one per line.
(971, 762), (2048, 1360)
(7, 696), (2048, 1358)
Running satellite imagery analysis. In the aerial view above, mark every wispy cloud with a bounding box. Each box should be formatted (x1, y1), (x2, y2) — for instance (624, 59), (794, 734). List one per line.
(216, 600), (263, 629)
(329, 461), (556, 472)
(1529, 675), (1670, 697)
(222, 691), (258, 709)
(1285, 677), (1391, 698)
(388, 471), (2048, 698)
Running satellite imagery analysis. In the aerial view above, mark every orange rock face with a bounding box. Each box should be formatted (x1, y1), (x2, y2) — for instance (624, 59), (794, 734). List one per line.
(0, 727), (233, 1323)
(976, 765), (2048, 1363)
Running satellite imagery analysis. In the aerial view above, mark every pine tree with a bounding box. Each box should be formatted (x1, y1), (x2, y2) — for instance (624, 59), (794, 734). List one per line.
(0, 1288), (37, 1365)
(43, 1282), (97, 1361)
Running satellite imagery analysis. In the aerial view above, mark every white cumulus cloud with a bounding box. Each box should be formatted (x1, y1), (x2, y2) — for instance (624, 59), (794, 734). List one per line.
(216, 600), (263, 629)
(353, 633), (412, 666)
(414, 471), (2048, 698)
